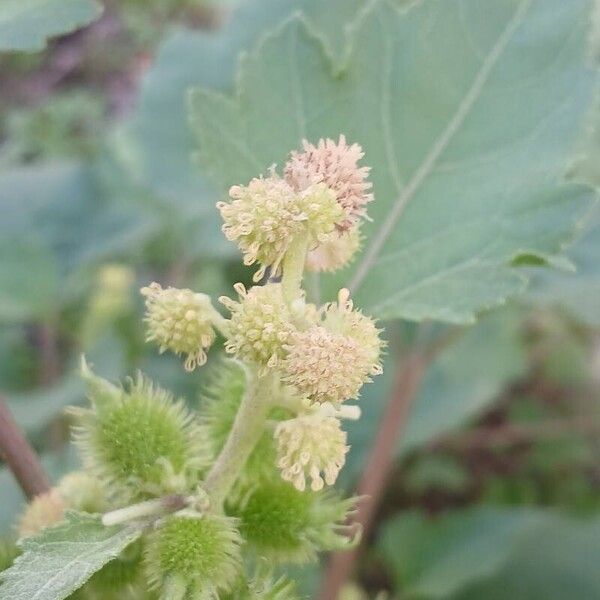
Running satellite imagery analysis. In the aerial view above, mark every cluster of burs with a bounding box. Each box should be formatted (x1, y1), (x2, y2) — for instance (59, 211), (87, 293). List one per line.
(18, 136), (384, 599)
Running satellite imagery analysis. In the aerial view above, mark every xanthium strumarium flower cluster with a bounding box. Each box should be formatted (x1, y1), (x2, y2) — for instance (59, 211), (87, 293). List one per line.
(15, 136), (383, 600)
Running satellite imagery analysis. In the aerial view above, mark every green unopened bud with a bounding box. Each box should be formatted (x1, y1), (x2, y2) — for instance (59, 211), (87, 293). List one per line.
(230, 480), (358, 563)
(74, 364), (207, 500)
(141, 282), (217, 371)
(145, 513), (242, 599)
(220, 283), (295, 373)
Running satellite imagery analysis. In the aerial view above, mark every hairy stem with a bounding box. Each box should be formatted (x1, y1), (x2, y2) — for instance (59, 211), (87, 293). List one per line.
(0, 396), (50, 499)
(203, 370), (273, 509)
(281, 235), (310, 304)
(102, 494), (187, 527)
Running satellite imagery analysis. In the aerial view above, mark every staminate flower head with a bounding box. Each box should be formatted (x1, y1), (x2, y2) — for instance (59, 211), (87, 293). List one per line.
(75, 362), (207, 500)
(284, 135), (373, 230)
(282, 326), (375, 404)
(218, 175), (343, 281)
(144, 513), (242, 599)
(275, 413), (348, 491)
(296, 183), (345, 243)
(141, 282), (216, 371)
(220, 283), (295, 372)
(323, 288), (384, 373)
(218, 175), (305, 281)
(306, 227), (362, 273)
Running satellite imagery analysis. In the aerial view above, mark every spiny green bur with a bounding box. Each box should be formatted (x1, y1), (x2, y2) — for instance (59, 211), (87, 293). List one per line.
(229, 479), (356, 565)
(232, 481), (314, 561)
(145, 514), (242, 597)
(78, 364), (204, 499)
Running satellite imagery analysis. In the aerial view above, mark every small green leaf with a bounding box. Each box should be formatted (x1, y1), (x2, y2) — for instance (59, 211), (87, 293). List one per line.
(0, 513), (142, 600)
(189, 0), (596, 323)
(0, 0), (102, 53)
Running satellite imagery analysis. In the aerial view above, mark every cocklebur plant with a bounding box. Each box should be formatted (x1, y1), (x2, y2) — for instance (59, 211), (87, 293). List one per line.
(0, 137), (381, 600)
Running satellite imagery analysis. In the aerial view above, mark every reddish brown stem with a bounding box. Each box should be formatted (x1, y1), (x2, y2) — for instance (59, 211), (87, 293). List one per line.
(0, 397), (50, 499)
(36, 322), (61, 386)
(318, 352), (428, 600)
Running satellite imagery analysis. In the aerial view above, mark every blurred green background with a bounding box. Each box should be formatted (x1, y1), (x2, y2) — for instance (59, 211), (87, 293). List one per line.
(1, 0), (600, 598)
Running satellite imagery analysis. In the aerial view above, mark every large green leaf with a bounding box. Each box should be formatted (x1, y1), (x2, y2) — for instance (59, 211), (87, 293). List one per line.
(0, 513), (141, 600)
(378, 508), (600, 600)
(189, 0), (596, 323)
(0, 0), (102, 53)
(527, 204), (600, 326)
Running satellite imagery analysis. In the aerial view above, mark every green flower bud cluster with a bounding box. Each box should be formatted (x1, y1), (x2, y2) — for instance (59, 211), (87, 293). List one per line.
(30, 137), (382, 599)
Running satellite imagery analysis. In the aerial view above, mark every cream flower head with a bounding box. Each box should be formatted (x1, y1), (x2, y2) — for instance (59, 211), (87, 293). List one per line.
(323, 288), (384, 373)
(284, 135), (373, 230)
(220, 283), (295, 372)
(141, 283), (217, 371)
(218, 174), (342, 282)
(282, 326), (373, 404)
(275, 413), (348, 491)
(218, 175), (303, 281)
(306, 227), (362, 273)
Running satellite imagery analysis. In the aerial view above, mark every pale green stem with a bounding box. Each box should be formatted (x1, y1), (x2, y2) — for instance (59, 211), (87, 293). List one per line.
(203, 370), (274, 509)
(208, 306), (230, 338)
(101, 494), (186, 526)
(281, 234), (310, 304)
